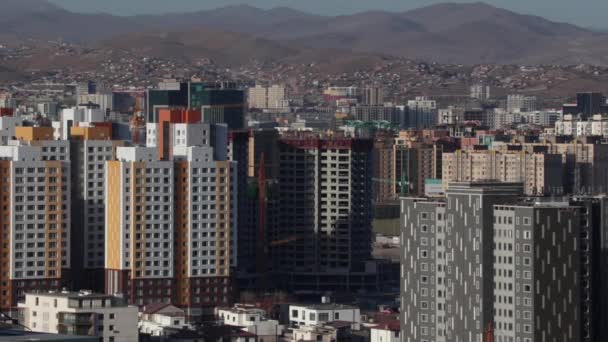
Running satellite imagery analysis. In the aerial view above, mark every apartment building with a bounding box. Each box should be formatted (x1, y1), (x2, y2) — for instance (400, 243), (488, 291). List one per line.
(173, 143), (237, 318)
(492, 141), (608, 195)
(19, 291), (138, 342)
(400, 182), (523, 342)
(69, 125), (124, 291)
(248, 85), (289, 110)
(0, 127), (71, 311)
(392, 132), (453, 197)
(108, 114), (237, 317)
(400, 183), (592, 342)
(272, 134), (376, 292)
(442, 147), (564, 196)
(493, 202), (580, 342)
(105, 146), (175, 305)
(372, 130), (396, 204)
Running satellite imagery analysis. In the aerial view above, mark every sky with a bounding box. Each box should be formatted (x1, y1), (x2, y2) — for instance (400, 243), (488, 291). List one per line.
(48, 0), (608, 28)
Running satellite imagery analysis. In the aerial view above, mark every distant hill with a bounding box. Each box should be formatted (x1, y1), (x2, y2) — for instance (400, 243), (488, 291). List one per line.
(3, 1), (608, 65)
(98, 29), (301, 66)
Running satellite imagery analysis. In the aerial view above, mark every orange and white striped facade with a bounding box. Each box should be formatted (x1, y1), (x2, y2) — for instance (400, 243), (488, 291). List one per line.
(0, 129), (71, 310)
(106, 122), (236, 318)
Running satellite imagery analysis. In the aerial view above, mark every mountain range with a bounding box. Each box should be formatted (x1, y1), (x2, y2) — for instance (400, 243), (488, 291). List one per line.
(3, 0), (608, 65)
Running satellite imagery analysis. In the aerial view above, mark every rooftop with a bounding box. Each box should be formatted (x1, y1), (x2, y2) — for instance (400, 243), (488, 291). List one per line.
(26, 290), (116, 300)
(292, 303), (358, 311)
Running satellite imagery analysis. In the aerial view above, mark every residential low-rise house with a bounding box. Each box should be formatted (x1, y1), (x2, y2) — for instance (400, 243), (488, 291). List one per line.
(139, 303), (190, 337)
(291, 322), (354, 342)
(289, 303), (361, 330)
(370, 321), (400, 342)
(292, 325), (338, 342)
(217, 304), (284, 342)
(18, 291), (138, 342)
(159, 326), (257, 342)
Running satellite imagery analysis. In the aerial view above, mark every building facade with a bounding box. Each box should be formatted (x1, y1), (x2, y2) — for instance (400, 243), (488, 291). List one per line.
(442, 148), (564, 196)
(271, 135), (377, 292)
(0, 127), (71, 310)
(19, 291), (138, 342)
(400, 182), (523, 342)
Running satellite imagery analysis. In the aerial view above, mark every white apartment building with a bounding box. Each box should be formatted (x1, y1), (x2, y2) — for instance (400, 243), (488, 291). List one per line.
(289, 304), (361, 330)
(105, 146), (175, 305)
(19, 291), (138, 342)
(0, 127), (71, 311)
(217, 305), (284, 342)
(107, 122), (237, 317)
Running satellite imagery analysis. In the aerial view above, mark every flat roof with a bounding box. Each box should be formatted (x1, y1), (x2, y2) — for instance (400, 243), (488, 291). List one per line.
(25, 291), (117, 300)
(292, 303), (358, 311)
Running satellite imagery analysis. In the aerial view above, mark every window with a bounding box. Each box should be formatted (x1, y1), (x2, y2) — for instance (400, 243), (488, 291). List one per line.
(291, 310), (298, 318)
(309, 313), (316, 320)
(318, 313), (329, 322)
(109, 313), (115, 319)
(334, 312), (340, 320)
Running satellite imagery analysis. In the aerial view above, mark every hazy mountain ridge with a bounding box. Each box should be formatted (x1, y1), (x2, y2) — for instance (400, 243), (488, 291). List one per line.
(3, 0), (608, 65)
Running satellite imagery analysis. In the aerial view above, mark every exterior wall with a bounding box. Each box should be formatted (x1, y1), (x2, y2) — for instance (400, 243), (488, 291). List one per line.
(19, 293), (138, 342)
(288, 305), (361, 330)
(371, 328), (400, 342)
(0, 160), (11, 310)
(0, 145), (72, 309)
(442, 150), (564, 196)
(400, 182), (523, 342)
(373, 132), (395, 203)
(105, 148), (176, 305)
(273, 138), (374, 291)
(493, 205), (581, 342)
(174, 155), (235, 315)
(217, 308), (283, 338)
(72, 140), (123, 291)
(15, 126), (54, 141)
(400, 199), (446, 342)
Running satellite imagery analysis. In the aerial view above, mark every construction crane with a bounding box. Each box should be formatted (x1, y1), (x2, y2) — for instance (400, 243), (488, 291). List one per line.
(130, 102), (146, 145)
(269, 235), (302, 247)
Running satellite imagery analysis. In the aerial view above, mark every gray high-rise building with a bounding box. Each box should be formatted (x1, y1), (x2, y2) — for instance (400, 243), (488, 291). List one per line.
(401, 186), (592, 342)
(401, 182), (523, 342)
(493, 201), (580, 342)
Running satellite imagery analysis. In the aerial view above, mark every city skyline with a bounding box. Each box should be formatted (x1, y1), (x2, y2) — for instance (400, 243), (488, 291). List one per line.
(47, 0), (608, 28)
